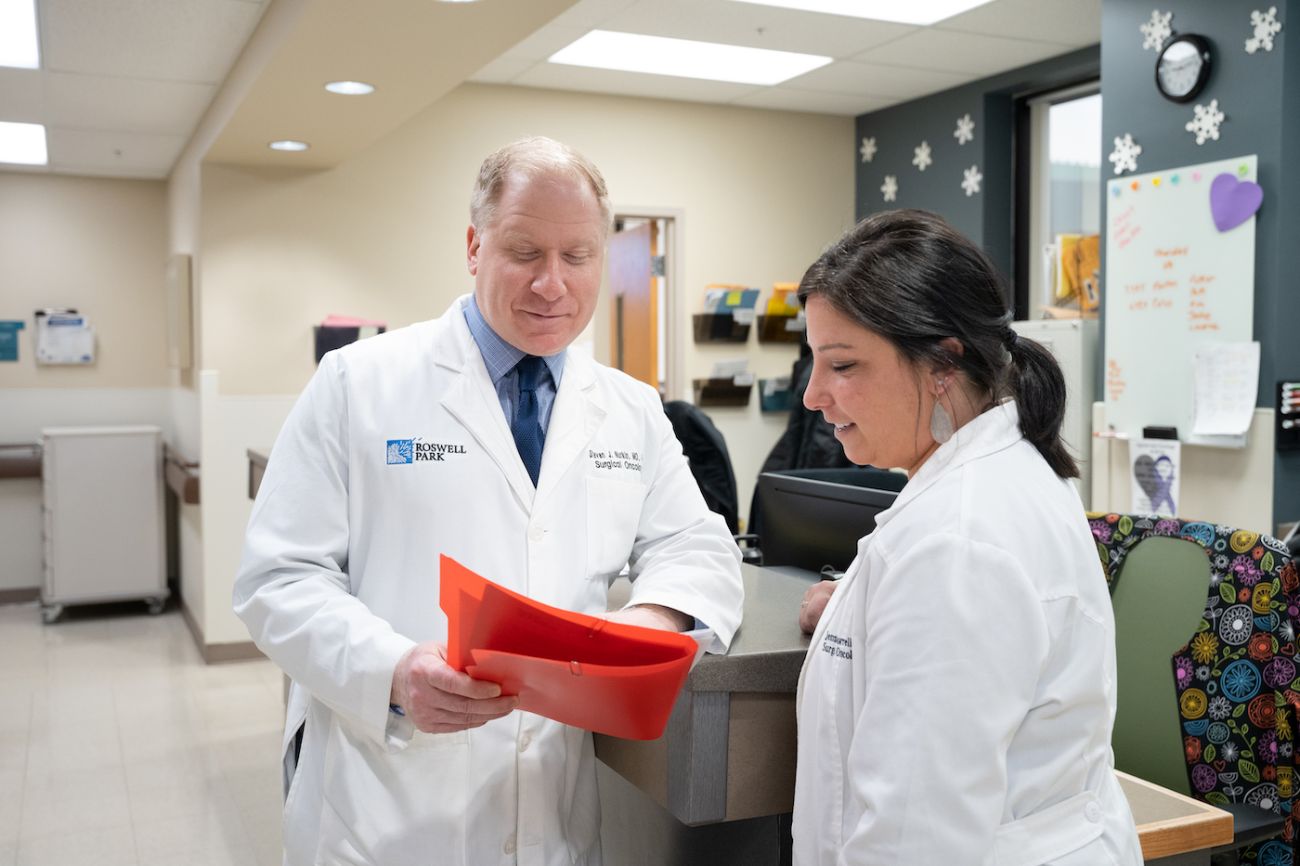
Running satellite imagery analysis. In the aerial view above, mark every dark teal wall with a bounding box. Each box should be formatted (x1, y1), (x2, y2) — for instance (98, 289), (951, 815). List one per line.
(853, 47), (1099, 285)
(853, 3), (1299, 526)
(1101, 0), (1298, 526)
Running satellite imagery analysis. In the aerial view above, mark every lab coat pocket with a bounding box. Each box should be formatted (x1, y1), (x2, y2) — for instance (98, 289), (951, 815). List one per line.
(317, 718), (470, 866)
(991, 790), (1105, 866)
(585, 476), (645, 578)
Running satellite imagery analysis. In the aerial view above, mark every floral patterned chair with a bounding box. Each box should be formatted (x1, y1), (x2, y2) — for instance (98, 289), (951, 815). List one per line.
(1090, 513), (1300, 866)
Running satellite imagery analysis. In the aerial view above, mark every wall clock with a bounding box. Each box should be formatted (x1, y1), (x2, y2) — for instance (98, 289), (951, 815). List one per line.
(1155, 34), (1213, 103)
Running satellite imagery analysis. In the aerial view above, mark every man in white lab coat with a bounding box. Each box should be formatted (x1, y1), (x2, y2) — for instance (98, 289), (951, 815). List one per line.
(234, 137), (744, 866)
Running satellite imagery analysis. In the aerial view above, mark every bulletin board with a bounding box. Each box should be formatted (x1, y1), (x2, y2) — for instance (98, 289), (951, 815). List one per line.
(1103, 155), (1258, 441)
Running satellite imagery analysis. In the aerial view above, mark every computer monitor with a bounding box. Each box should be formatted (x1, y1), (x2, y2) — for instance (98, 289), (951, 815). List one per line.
(755, 471), (899, 574)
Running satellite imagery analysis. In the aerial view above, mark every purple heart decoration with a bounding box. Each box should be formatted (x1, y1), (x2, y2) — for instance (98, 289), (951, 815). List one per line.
(1210, 172), (1263, 232)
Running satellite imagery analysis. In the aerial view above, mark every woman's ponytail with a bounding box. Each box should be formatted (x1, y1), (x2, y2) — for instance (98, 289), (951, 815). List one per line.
(1004, 332), (1078, 479)
(798, 209), (1081, 481)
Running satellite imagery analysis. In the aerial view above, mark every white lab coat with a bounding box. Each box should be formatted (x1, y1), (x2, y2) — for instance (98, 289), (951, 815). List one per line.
(793, 402), (1142, 866)
(234, 295), (743, 866)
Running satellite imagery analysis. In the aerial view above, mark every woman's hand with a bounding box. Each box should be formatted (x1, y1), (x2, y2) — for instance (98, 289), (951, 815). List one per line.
(799, 580), (838, 634)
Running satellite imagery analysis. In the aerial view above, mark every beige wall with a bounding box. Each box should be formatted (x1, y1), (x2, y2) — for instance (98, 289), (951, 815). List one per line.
(198, 83), (854, 531)
(200, 82), (854, 395)
(190, 84), (853, 644)
(0, 173), (169, 388)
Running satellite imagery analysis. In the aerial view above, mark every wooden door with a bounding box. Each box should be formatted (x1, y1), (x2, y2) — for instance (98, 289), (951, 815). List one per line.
(608, 221), (658, 388)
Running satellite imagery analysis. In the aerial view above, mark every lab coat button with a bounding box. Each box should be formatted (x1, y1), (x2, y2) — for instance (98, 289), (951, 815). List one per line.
(528, 526), (544, 542)
(518, 732), (532, 753)
(504, 835), (517, 855)
(1084, 801), (1102, 823)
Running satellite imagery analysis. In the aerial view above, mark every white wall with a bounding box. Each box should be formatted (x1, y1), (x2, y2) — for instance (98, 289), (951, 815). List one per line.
(196, 371), (297, 644)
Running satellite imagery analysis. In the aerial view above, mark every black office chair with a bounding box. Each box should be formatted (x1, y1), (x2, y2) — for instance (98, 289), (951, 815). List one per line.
(663, 400), (740, 535)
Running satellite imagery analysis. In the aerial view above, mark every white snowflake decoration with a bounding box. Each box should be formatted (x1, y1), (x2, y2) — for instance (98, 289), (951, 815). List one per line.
(1246, 7), (1282, 53)
(1140, 9), (1173, 51)
(1185, 99), (1225, 145)
(961, 165), (983, 197)
(859, 136), (877, 163)
(881, 175), (898, 203)
(953, 113), (975, 145)
(912, 141), (932, 172)
(1108, 133), (1142, 175)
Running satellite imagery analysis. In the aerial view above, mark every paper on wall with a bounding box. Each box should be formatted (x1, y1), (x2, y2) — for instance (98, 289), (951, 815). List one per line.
(1130, 437), (1181, 516)
(36, 312), (95, 365)
(1191, 342), (1259, 437)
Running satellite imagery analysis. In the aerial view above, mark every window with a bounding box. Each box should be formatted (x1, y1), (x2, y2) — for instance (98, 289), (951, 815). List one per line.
(1016, 82), (1102, 320)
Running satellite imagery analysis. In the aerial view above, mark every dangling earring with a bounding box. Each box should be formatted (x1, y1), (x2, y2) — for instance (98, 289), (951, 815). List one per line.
(930, 401), (954, 444)
(930, 378), (954, 444)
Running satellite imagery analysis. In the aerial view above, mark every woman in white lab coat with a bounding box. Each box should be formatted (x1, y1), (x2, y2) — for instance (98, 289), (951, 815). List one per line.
(791, 210), (1143, 866)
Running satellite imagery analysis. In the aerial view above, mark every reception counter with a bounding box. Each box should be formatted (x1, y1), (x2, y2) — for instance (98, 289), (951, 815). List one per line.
(595, 565), (1233, 866)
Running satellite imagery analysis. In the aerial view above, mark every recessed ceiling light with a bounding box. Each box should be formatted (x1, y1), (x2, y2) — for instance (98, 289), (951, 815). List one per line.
(0, 0), (40, 69)
(728, 0), (996, 26)
(0, 120), (47, 165)
(324, 80), (376, 95)
(268, 140), (310, 152)
(549, 30), (831, 86)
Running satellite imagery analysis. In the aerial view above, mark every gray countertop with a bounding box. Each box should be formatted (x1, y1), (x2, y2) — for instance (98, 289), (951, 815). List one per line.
(608, 563), (817, 694)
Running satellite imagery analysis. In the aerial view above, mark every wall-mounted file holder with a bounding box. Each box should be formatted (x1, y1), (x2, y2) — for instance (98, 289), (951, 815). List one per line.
(693, 376), (754, 408)
(692, 312), (753, 343)
(758, 377), (794, 413)
(756, 314), (804, 344)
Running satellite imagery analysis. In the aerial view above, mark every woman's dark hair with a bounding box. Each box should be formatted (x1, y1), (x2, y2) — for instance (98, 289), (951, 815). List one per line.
(797, 209), (1078, 479)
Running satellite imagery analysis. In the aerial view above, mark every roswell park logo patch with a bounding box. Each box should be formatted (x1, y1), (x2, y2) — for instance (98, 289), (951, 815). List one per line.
(386, 438), (467, 464)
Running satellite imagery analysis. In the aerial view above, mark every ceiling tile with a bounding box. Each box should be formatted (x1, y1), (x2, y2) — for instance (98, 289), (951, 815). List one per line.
(500, 25), (590, 62)
(938, 0), (1101, 46)
(854, 29), (1075, 76)
(0, 67), (46, 123)
(470, 56), (540, 85)
(784, 61), (968, 100)
(512, 63), (758, 104)
(599, 0), (917, 58)
(730, 87), (893, 116)
(43, 73), (214, 135)
(40, 0), (265, 83)
(45, 127), (187, 178)
(541, 0), (639, 31)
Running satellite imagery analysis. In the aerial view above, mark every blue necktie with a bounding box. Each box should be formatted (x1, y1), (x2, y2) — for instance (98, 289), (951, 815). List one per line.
(512, 355), (546, 486)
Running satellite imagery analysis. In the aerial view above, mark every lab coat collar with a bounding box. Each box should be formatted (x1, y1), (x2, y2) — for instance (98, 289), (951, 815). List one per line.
(434, 295), (605, 510)
(874, 400), (1023, 528)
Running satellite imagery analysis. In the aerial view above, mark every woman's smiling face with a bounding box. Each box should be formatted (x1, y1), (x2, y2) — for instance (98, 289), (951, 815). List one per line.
(801, 295), (938, 474)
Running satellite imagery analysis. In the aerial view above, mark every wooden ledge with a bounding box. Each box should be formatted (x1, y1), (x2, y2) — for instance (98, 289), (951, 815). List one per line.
(0, 443), (42, 479)
(163, 443), (200, 505)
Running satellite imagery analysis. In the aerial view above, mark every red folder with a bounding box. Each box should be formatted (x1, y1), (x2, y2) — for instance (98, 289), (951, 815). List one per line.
(439, 555), (698, 740)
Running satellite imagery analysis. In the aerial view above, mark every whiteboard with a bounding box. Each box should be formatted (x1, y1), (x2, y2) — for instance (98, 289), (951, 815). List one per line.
(1103, 154), (1257, 440)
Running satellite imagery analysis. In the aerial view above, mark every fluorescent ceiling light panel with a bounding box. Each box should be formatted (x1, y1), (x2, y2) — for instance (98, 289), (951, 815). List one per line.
(728, 0), (996, 26)
(0, 0), (40, 68)
(268, 139), (310, 152)
(549, 30), (831, 86)
(0, 121), (47, 165)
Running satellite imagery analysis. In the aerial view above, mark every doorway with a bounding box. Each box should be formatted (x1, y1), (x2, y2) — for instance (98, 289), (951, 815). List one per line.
(605, 213), (677, 396)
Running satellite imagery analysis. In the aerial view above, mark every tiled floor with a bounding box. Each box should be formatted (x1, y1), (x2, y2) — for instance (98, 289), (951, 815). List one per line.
(0, 601), (284, 866)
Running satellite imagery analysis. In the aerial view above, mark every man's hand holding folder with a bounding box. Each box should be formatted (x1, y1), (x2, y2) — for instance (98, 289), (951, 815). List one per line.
(389, 641), (519, 735)
(438, 555), (701, 740)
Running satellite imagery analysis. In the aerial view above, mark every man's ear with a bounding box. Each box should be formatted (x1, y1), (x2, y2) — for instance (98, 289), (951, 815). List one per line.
(466, 224), (480, 276)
